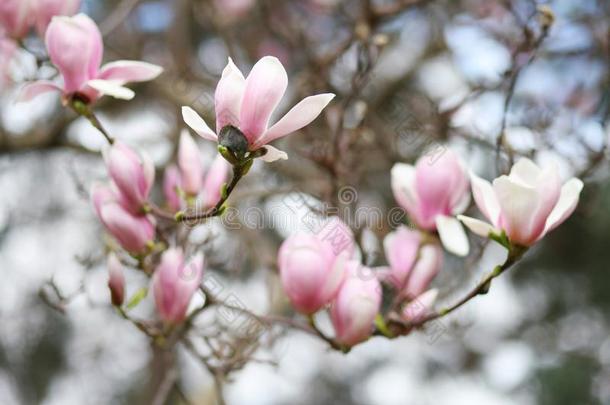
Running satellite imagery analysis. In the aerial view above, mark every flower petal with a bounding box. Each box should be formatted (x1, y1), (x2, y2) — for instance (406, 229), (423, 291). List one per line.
(470, 171), (501, 227)
(215, 57), (245, 131)
(457, 215), (499, 238)
(86, 79), (135, 100)
(17, 81), (62, 102)
(391, 163), (420, 221)
(259, 145), (288, 162)
(255, 93), (335, 147)
(492, 175), (540, 246)
(540, 178), (584, 239)
(182, 106), (218, 141)
(98, 60), (163, 84)
(435, 215), (469, 256)
(239, 56), (288, 143)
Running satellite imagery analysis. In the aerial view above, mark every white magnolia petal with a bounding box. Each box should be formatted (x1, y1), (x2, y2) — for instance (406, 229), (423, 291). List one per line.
(181, 106), (218, 141)
(470, 171), (500, 226)
(259, 145), (288, 162)
(435, 215), (469, 257)
(493, 175), (540, 246)
(391, 163), (418, 211)
(256, 93), (335, 147)
(509, 158), (542, 187)
(457, 215), (499, 238)
(86, 79), (135, 100)
(541, 178), (584, 238)
(98, 60), (163, 84)
(17, 81), (62, 102)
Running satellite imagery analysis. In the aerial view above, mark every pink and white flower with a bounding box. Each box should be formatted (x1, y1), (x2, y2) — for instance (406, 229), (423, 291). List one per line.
(330, 261), (382, 346)
(91, 184), (155, 254)
(391, 148), (470, 256)
(401, 288), (438, 324)
(19, 13), (162, 104)
(103, 141), (155, 215)
(0, 0), (32, 39)
(182, 56), (335, 162)
(152, 248), (204, 324)
(458, 158), (584, 247)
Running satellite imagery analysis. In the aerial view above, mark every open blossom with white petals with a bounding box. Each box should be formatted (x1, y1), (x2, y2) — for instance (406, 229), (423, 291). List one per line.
(458, 158), (584, 247)
(182, 56), (335, 162)
(391, 148), (471, 256)
(19, 13), (162, 104)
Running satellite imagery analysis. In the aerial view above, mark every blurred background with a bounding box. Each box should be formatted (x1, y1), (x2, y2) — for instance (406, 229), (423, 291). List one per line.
(1, 0), (609, 404)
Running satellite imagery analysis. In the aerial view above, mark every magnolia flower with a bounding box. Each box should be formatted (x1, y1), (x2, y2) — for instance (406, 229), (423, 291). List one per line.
(383, 227), (443, 299)
(458, 158), (584, 247)
(0, 0), (32, 38)
(278, 232), (348, 314)
(182, 56), (335, 162)
(92, 184), (155, 254)
(103, 141), (155, 215)
(107, 253), (125, 306)
(33, 0), (80, 36)
(152, 248), (204, 324)
(391, 148), (470, 256)
(401, 288), (438, 324)
(19, 13), (162, 104)
(330, 261), (382, 346)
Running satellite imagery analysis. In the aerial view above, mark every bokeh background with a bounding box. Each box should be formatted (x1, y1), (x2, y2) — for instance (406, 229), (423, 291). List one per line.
(1, 0), (609, 404)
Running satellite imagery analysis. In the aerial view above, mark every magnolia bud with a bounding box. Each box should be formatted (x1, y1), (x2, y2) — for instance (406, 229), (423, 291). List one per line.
(330, 261), (382, 346)
(178, 130), (204, 196)
(404, 244), (442, 299)
(402, 289), (438, 324)
(163, 165), (182, 212)
(383, 226), (421, 289)
(103, 141), (155, 214)
(152, 248), (204, 323)
(107, 253), (125, 306)
(278, 233), (347, 314)
(98, 202), (155, 254)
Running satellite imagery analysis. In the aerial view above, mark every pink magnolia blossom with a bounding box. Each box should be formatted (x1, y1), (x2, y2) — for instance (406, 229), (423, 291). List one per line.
(182, 56), (335, 162)
(382, 227), (443, 299)
(401, 288), (438, 324)
(458, 158), (584, 247)
(278, 231), (350, 314)
(107, 253), (125, 306)
(91, 184), (155, 254)
(33, 0), (81, 36)
(152, 248), (204, 324)
(0, 0), (32, 38)
(391, 148), (470, 256)
(19, 13), (162, 104)
(103, 141), (155, 215)
(330, 261), (382, 347)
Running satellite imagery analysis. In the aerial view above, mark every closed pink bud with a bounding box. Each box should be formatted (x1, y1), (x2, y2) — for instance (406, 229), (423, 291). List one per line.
(330, 261), (382, 346)
(201, 154), (230, 208)
(152, 248), (204, 324)
(460, 158), (584, 247)
(0, 0), (31, 39)
(178, 130), (204, 196)
(107, 253), (125, 306)
(392, 148), (470, 256)
(401, 289), (438, 324)
(278, 233), (347, 314)
(163, 165), (182, 212)
(34, 0), (80, 37)
(45, 13), (102, 93)
(383, 226), (421, 289)
(404, 244), (442, 299)
(104, 141), (155, 214)
(91, 183), (115, 218)
(98, 202), (155, 254)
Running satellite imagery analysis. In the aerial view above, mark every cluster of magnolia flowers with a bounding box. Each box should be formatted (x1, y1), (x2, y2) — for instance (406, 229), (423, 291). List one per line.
(3, 7), (585, 345)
